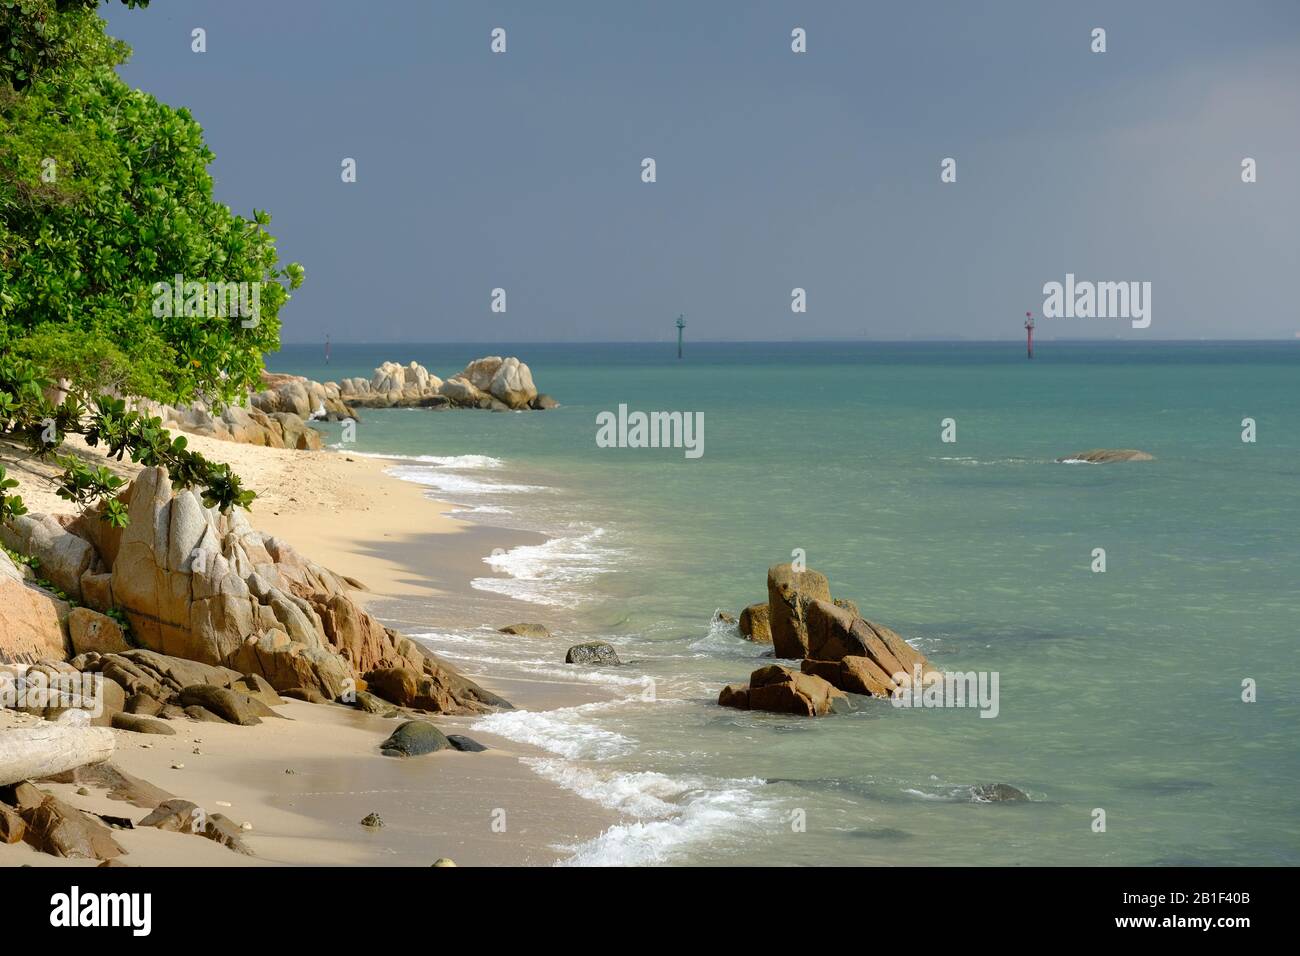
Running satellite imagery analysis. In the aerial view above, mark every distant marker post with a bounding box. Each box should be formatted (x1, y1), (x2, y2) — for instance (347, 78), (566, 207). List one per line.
(1024, 311), (1035, 360)
(676, 314), (686, 359)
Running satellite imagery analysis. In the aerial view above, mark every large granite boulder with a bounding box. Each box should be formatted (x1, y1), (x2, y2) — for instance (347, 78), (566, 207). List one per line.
(67, 607), (130, 656)
(0, 513), (97, 601)
(379, 720), (453, 757)
(488, 357), (537, 409)
(438, 377), (488, 408)
(0, 550), (70, 663)
(766, 563), (832, 659)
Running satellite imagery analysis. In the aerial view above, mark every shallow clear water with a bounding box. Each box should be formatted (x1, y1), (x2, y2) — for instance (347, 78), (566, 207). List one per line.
(268, 341), (1300, 866)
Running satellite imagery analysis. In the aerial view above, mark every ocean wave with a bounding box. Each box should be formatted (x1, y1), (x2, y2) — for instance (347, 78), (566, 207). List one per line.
(472, 526), (623, 607)
(342, 451), (505, 469)
(528, 760), (777, 866)
(387, 464), (545, 496)
(471, 701), (637, 760)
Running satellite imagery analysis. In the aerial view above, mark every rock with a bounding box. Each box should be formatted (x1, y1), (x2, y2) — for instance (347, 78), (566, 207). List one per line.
(351, 691), (397, 716)
(138, 798), (253, 853)
(565, 642), (621, 665)
(0, 512), (95, 601)
(432, 857), (457, 867)
(530, 394), (559, 410)
(833, 598), (859, 618)
(0, 805), (26, 843)
(0, 551), (71, 664)
(176, 685), (265, 725)
(16, 790), (125, 860)
(766, 563), (831, 659)
(738, 602), (772, 644)
(110, 713), (176, 735)
(717, 683), (750, 710)
(458, 356), (505, 391)
(745, 664), (844, 717)
(498, 623), (550, 638)
(438, 377), (487, 407)
(713, 610), (737, 626)
(1057, 448), (1154, 463)
(40, 761), (172, 809)
(124, 693), (163, 716)
(972, 783), (1029, 802)
(68, 608), (131, 656)
(281, 686), (329, 704)
(488, 357), (538, 409)
(805, 600), (902, 669)
(447, 734), (488, 753)
(231, 673), (283, 708)
(802, 655), (898, 698)
(360, 812), (384, 828)
(380, 720), (452, 757)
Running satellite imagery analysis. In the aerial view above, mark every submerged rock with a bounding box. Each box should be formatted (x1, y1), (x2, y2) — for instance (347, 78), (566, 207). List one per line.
(360, 812), (384, 828)
(972, 783), (1029, 802)
(498, 623), (551, 638)
(1057, 448), (1154, 463)
(565, 641), (621, 665)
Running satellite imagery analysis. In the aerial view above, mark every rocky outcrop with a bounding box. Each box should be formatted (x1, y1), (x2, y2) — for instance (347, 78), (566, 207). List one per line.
(718, 664), (845, 717)
(67, 608), (130, 656)
(499, 623), (551, 638)
(22, 466), (511, 716)
(337, 356), (553, 411)
(720, 563), (934, 715)
(251, 371), (355, 422)
(0, 782), (124, 860)
(1057, 448), (1154, 463)
(151, 400), (324, 451)
(0, 512), (96, 601)
(766, 563), (832, 659)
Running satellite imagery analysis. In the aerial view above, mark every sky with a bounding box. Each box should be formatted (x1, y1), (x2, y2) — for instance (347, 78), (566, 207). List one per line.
(103, 1), (1300, 343)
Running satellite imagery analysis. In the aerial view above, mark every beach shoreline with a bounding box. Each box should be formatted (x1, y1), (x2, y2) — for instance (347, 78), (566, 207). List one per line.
(0, 431), (617, 867)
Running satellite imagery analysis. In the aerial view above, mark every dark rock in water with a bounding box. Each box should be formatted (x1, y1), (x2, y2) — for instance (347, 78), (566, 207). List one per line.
(448, 734), (488, 753)
(717, 683), (750, 710)
(530, 394), (559, 410)
(111, 712), (176, 735)
(972, 783), (1029, 802)
(738, 602), (772, 643)
(380, 720), (452, 757)
(1056, 448), (1154, 463)
(565, 641), (621, 665)
(499, 623), (551, 638)
(360, 812), (384, 828)
(713, 610), (737, 626)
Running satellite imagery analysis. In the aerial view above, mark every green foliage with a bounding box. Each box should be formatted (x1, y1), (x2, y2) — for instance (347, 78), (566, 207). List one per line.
(0, 350), (257, 524)
(0, 0), (303, 407)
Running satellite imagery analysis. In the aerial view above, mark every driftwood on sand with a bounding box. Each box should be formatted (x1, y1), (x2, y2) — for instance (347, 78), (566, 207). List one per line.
(0, 722), (115, 787)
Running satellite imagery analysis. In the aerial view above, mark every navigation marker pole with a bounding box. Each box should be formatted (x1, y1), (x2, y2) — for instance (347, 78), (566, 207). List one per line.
(676, 314), (686, 359)
(1024, 312), (1035, 360)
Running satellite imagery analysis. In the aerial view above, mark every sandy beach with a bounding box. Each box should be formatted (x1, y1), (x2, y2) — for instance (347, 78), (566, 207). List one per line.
(0, 431), (616, 867)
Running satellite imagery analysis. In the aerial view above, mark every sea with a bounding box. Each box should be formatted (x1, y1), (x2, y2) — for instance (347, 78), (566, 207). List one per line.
(265, 340), (1300, 866)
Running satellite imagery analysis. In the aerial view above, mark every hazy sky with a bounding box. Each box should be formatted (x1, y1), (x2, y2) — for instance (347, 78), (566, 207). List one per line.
(104, 1), (1300, 343)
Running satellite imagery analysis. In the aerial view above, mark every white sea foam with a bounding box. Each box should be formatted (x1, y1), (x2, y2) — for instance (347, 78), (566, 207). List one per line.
(344, 451), (505, 469)
(387, 464), (544, 496)
(472, 526), (623, 607)
(471, 701), (637, 760)
(526, 760), (777, 866)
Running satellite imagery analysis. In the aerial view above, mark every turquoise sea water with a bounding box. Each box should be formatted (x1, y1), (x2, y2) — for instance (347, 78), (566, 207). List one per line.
(267, 341), (1300, 866)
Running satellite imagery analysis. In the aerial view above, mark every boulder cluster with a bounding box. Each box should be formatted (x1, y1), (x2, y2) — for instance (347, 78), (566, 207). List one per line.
(337, 356), (557, 412)
(718, 562), (936, 717)
(1, 466), (512, 717)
